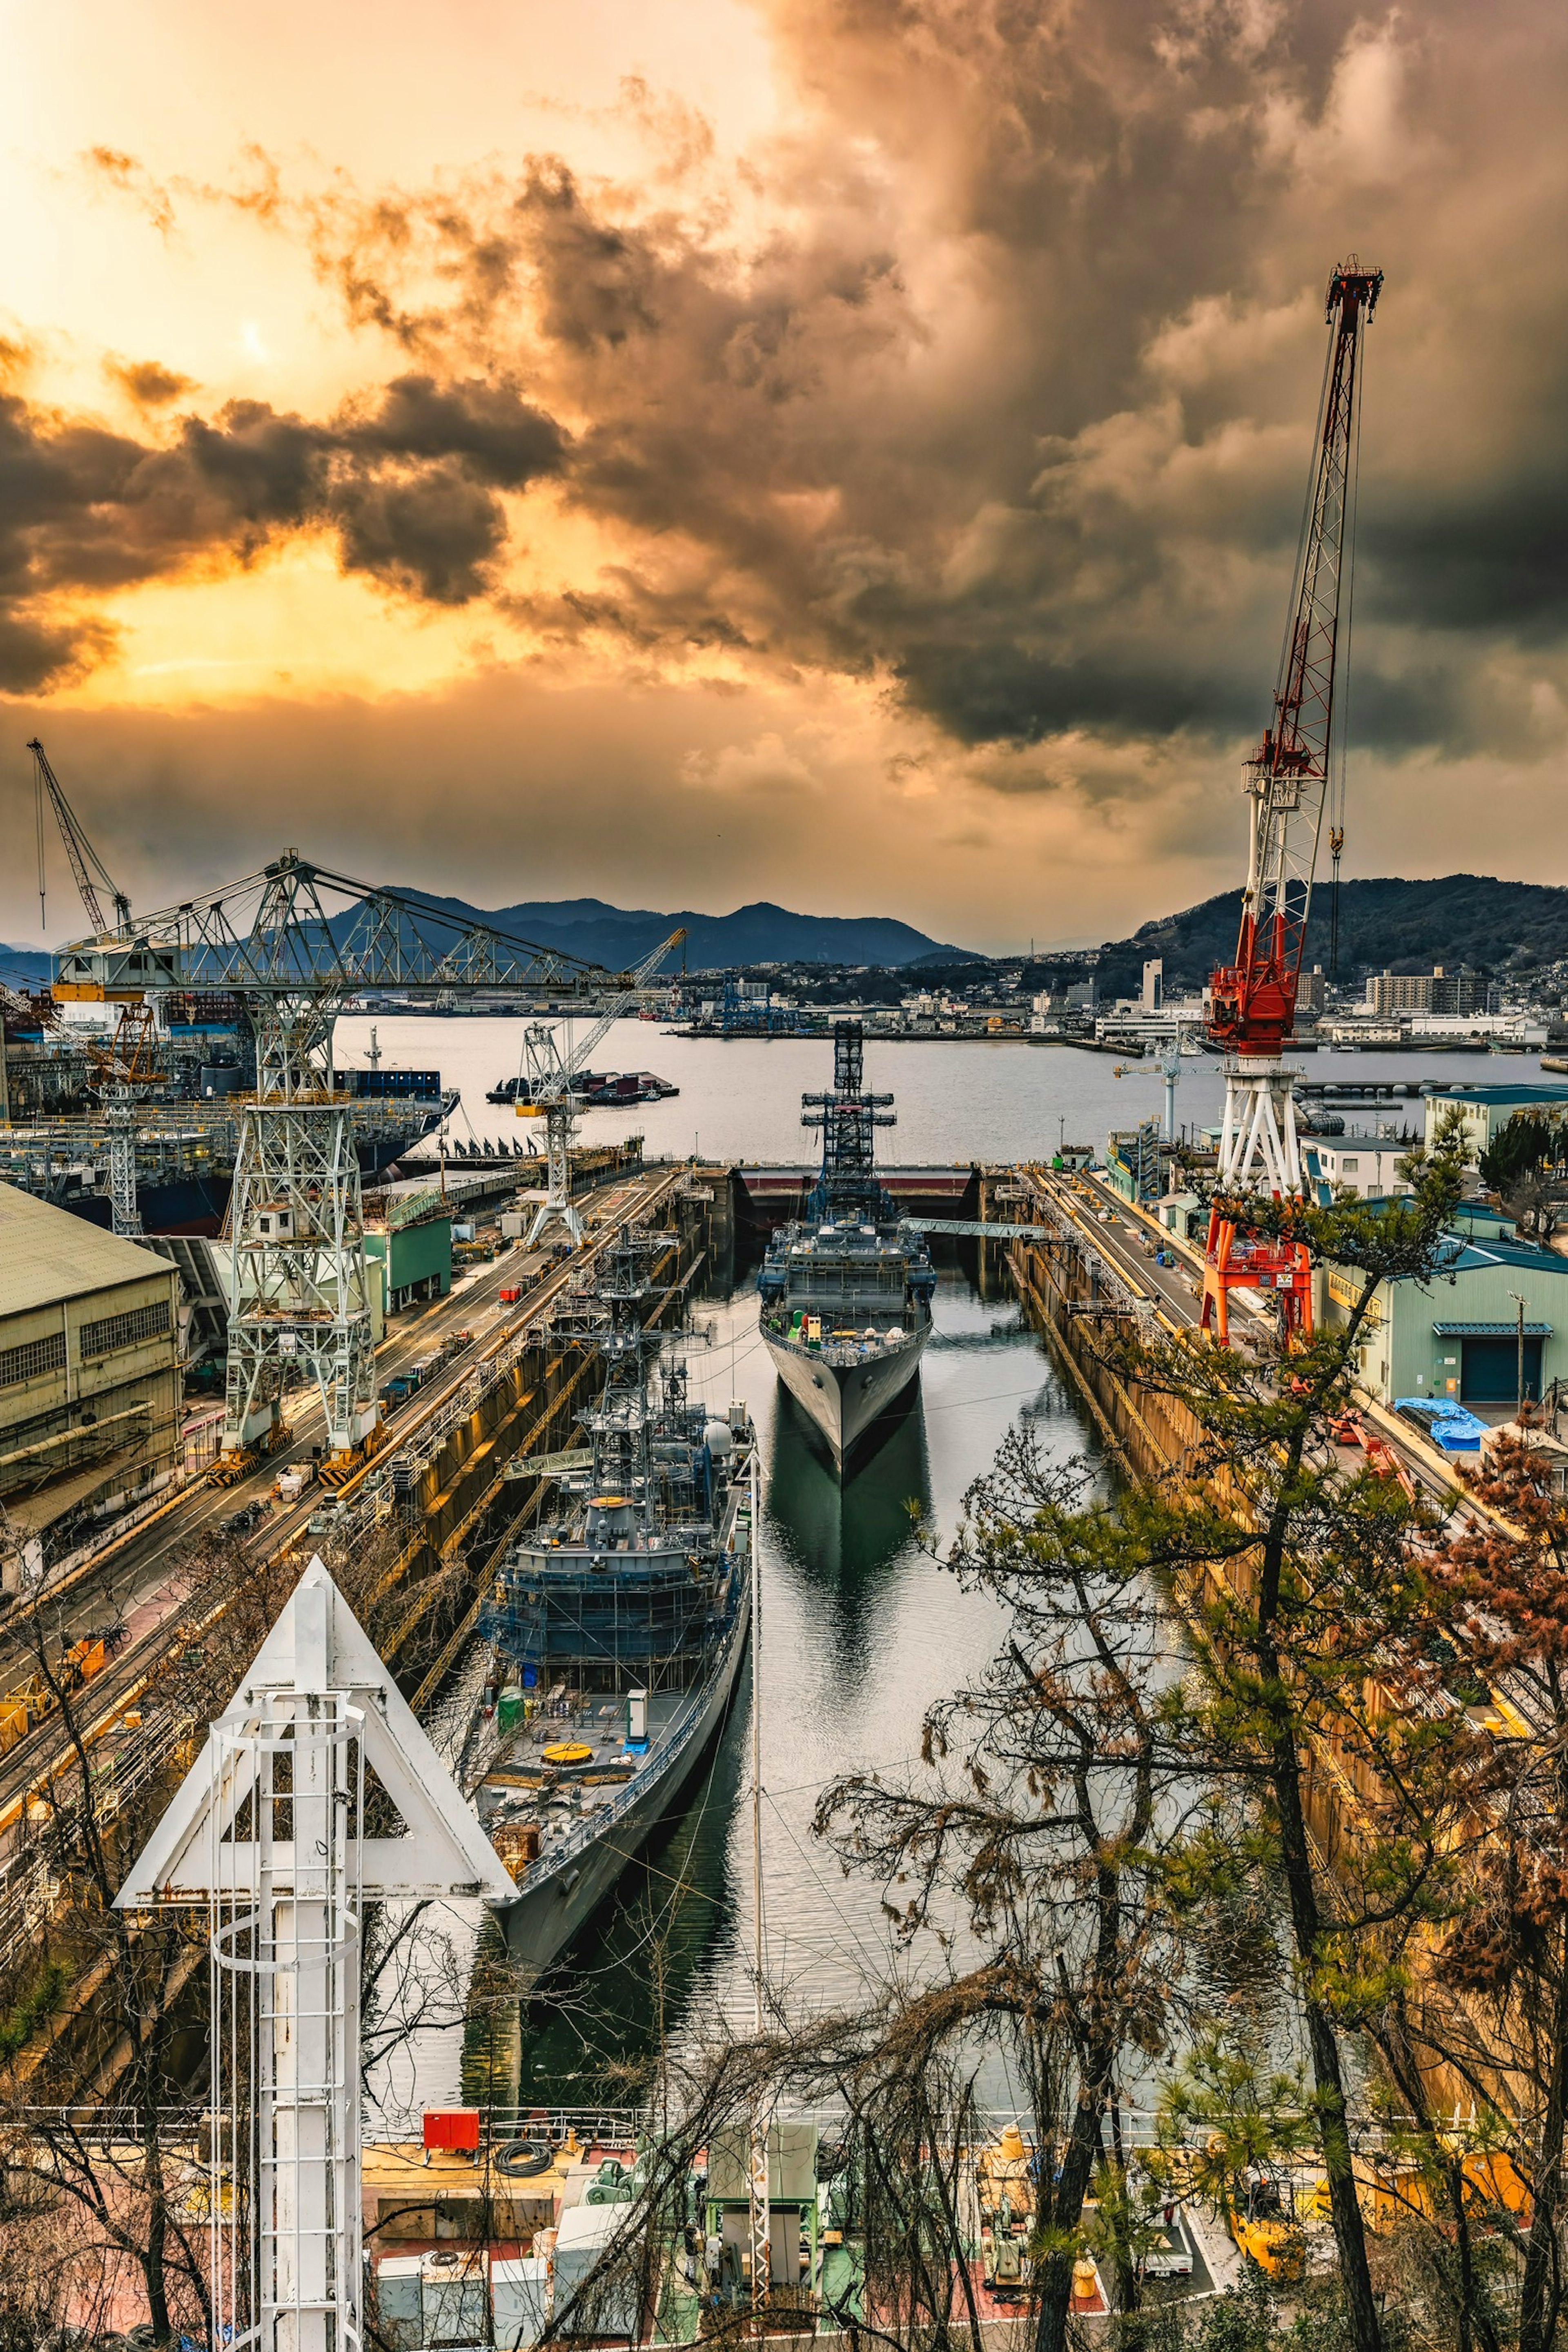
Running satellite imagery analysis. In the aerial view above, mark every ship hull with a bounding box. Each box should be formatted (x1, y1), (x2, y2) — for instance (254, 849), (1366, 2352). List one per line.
(763, 1323), (929, 1465)
(501, 1604), (751, 1986)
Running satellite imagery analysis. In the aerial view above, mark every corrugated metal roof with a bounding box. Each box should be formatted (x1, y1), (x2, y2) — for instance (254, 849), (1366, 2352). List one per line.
(1427, 1084), (1568, 1105)
(0, 1185), (177, 1320)
(1431, 1320), (1553, 1337)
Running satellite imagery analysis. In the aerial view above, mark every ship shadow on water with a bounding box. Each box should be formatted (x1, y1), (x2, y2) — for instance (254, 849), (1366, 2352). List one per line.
(767, 1381), (933, 1668)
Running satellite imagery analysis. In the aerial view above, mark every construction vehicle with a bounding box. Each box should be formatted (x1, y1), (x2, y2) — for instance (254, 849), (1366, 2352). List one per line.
(1201, 261), (1382, 1345)
(1328, 1408), (1418, 1504)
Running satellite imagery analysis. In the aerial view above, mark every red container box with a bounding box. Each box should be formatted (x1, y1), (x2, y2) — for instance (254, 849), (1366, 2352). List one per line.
(423, 2108), (481, 2154)
(499, 1286), (522, 1305)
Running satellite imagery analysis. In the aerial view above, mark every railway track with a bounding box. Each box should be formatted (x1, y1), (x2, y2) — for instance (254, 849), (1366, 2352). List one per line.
(0, 1165), (690, 1960)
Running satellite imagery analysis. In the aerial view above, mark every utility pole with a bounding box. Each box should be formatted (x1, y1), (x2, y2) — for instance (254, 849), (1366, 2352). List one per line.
(1510, 1290), (1529, 1416)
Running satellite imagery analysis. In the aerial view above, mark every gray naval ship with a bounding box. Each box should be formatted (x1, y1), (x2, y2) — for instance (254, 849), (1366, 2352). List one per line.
(472, 1225), (755, 1983)
(757, 1021), (936, 1468)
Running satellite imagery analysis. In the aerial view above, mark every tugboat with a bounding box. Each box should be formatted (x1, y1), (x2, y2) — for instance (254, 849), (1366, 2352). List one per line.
(472, 1224), (755, 1983)
(756, 1022), (935, 1469)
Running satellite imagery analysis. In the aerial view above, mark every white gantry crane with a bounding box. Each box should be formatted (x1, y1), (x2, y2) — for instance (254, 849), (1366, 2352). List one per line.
(55, 854), (631, 1470)
(513, 927), (685, 1247)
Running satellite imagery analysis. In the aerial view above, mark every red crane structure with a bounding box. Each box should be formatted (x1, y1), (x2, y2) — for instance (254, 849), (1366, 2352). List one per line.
(1201, 258), (1382, 1345)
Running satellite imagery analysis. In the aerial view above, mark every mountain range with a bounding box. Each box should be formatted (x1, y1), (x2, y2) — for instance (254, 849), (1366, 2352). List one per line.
(2, 894), (969, 982)
(394, 893), (971, 970)
(7, 875), (1561, 991)
(1066, 875), (1568, 1000)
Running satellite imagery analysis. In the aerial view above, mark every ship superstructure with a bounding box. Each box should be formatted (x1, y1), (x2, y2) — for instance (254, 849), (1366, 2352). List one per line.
(475, 1224), (754, 1980)
(756, 1023), (935, 1466)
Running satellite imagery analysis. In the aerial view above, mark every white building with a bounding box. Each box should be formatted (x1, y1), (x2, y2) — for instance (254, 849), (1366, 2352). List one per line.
(1301, 1133), (1416, 1202)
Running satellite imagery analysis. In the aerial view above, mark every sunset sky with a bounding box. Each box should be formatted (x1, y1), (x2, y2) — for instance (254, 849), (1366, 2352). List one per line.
(2, 0), (1565, 953)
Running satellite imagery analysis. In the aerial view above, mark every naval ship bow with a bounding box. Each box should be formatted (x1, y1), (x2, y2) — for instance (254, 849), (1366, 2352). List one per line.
(757, 1022), (935, 1466)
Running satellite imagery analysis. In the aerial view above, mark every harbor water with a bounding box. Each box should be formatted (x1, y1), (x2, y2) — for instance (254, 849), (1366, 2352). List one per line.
(333, 1013), (1539, 1169)
(348, 1015), (1534, 2123)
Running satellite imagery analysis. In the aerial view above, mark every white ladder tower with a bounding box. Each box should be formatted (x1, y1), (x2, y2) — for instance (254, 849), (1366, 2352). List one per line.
(116, 1559), (514, 2352)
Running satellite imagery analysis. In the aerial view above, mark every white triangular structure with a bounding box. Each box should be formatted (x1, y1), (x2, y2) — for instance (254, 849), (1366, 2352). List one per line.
(117, 1559), (514, 1907)
(116, 1559), (513, 2352)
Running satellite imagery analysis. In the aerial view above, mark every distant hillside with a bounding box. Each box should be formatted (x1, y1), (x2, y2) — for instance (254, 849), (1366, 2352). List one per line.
(390, 893), (976, 970)
(1065, 877), (1568, 998)
(0, 943), (51, 985)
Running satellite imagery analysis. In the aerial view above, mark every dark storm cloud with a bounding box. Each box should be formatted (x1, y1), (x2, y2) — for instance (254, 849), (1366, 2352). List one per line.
(104, 358), (196, 410)
(39, 0), (1568, 776)
(0, 372), (568, 686)
(254, 0), (1568, 764)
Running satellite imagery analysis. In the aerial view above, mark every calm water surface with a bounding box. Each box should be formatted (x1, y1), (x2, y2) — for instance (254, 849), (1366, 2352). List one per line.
(350, 1017), (1503, 2119)
(334, 1012), (1541, 1169)
(368, 1237), (1098, 2125)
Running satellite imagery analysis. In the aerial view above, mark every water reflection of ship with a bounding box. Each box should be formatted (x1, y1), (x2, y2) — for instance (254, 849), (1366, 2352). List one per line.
(768, 1381), (932, 1668)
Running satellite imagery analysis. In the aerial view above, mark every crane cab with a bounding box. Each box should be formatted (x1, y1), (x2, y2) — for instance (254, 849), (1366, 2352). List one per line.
(53, 942), (182, 1002)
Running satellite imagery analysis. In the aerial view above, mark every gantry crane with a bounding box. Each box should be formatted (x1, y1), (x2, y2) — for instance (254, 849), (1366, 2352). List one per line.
(513, 929), (686, 1245)
(57, 855), (629, 1468)
(30, 739), (131, 935)
(30, 739), (154, 1232)
(1201, 258), (1382, 1345)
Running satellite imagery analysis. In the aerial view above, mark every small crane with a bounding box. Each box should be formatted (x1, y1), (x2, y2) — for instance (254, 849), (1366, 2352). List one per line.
(30, 738), (131, 936)
(515, 928), (686, 1245)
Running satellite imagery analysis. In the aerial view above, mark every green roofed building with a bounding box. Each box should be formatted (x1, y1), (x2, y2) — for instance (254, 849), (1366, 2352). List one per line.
(1423, 1082), (1568, 1165)
(1320, 1224), (1568, 1412)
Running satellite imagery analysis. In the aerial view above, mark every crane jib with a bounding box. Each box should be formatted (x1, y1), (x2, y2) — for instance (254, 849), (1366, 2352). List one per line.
(1207, 258), (1382, 1061)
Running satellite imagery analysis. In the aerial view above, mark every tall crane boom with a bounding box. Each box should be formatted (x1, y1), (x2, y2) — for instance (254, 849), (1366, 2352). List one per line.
(30, 739), (131, 936)
(1207, 259), (1381, 1060)
(1200, 258), (1382, 1348)
(515, 928), (686, 1113)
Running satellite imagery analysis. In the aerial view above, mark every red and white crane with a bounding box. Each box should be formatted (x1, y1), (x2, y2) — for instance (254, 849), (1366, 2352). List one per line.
(1201, 258), (1382, 1343)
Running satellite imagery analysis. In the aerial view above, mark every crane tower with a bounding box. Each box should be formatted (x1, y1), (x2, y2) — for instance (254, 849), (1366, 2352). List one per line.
(1202, 258), (1381, 1343)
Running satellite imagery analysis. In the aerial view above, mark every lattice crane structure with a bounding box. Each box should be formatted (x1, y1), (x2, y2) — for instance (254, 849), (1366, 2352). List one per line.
(512, 927), (685, 1246)
(30, 737), (132, 937)
(1202, 258), (1382, 1345)
(56, 853), (626, 1466)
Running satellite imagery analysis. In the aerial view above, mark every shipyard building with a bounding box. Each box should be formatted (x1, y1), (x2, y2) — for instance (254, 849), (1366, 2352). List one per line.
(0, 1187), (182, 1570)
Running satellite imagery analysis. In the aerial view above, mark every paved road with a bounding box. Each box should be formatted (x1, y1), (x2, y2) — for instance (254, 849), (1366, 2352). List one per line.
(1018, 1166), (1481, 1517)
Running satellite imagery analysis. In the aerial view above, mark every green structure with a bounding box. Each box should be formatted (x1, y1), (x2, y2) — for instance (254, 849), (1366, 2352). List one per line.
(363, 1213), (452, 1314)
(1422, 1082), (1568, 1165)
(1105, 1120), (1167, 1206)
(1321, 1226), (1568, 1409)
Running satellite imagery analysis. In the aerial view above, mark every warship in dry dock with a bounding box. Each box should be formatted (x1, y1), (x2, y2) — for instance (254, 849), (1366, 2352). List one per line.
(756, 1021), (935, 1467)
(470, 1225), (754, 1982)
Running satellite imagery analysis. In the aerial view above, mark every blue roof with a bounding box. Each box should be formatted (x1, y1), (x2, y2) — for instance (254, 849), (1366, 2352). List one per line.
(1434, 1233), (1568, 1275)
(1427, 1083), (1568, 1105)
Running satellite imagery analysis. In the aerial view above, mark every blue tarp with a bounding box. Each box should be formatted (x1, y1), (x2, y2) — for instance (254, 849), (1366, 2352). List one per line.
(1395, 1398), (1488, 1452)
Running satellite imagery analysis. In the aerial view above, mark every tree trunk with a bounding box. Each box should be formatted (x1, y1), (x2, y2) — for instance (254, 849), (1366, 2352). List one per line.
(1035, 2087), (1110, 2352)
(1520, 1929), (1568, 2352)
(1272, 1731), (1383, 2352)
